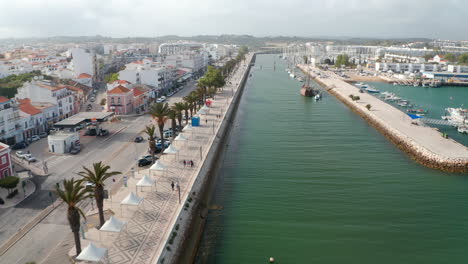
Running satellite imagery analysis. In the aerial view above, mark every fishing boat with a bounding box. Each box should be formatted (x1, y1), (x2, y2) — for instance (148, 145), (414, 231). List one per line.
(443, 108), (468, 126)
(407, 109), (428, 114)
(300, 67), (320, 97)
(458, 126), (468, 134)
(355, 82), (365, 87)
(314, 93), (322, 101)
(366, 87), (380, 93)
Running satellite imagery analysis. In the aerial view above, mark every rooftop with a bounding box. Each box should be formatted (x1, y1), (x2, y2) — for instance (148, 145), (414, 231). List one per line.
(54, 112), (114, 127)
(108, 85), (131, 94)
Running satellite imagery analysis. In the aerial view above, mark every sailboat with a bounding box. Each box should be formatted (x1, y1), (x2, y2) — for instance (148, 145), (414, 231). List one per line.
(300, 68), (320, 97)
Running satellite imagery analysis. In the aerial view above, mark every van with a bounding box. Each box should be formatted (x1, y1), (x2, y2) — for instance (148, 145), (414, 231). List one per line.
(163, 130), (173, 138)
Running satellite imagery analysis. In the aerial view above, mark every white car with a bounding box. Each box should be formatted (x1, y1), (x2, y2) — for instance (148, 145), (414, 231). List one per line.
(31, 135), (40, 141)
(156, 98), (165, 103)
(16, 151), (26, 159)
(23, 154), (37, 162)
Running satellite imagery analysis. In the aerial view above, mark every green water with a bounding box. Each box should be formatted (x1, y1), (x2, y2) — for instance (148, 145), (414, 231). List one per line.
(195, 55), (468, 264)
(367, 82), (468, 146)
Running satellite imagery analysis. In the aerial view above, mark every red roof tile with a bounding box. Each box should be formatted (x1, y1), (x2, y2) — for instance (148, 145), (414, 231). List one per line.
(133, 88), (144, 97)
(19, 99), (42, 115)
(0, 96), (10, 103)
(77, 73), (92, 79)
(108, 85), (131, 94)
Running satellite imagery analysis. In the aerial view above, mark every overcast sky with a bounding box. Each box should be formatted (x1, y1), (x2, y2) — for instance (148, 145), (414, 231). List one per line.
(0, 0), (466, 39)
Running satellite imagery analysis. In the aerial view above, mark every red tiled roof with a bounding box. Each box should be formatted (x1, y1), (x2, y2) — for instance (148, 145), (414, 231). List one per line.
(0, 96), (10, 103)
(19, 99), (42, 115)
(133, 88), (144, 97)
(113, 80), (131, 85)
(77, 73), (92, 79)
(37, 82), (64, 91)
(108, 85), (131, 94)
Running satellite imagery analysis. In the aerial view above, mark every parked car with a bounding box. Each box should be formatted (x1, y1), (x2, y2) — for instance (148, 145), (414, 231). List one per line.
(23, 154), (37, 162)
(156, 98), (164, 103)
(155, 141), (170, 148)
(160, 96), (166, 101)
(30, 135), (40, 142)
(134, 136), (144, 143)
(11, 142), (27, 150)
(70, 147), (81, 155)
(98, 129), (109, 136)
(85, 181), (95, 189)
(38, 132), (48, 138)
(16, 151), (26, 159)
(138, 158), (152, 167)
(163, 130), (173, 138)
(90, 97), (95, 102)
(86, 104), (92, 111)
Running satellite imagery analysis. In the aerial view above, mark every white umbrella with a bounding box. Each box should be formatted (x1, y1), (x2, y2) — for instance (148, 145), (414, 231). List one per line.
(76, 242), (107, 263)
(163, 144), (178, 154)
(120, 192), (143, 215)
(150, 160), (166, 171)
(174, 134), (188, 141)
(136, 175), (155, 192)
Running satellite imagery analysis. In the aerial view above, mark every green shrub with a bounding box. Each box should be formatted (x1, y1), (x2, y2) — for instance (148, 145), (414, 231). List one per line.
(7, 189), (18, 199)
(0, 176), (19, 190)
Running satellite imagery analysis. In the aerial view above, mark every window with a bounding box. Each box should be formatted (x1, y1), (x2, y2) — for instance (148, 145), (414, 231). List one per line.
(1, 156), (6, 165)
(3, 169), (8, 177)
(69, 97), (72, 103)
(111, 97), (115, 104)
(117, 97), (121, 104)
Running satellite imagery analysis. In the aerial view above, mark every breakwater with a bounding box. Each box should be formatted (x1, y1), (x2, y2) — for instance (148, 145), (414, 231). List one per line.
(300, 65), (468, 173)
(155, 54), (255, 264)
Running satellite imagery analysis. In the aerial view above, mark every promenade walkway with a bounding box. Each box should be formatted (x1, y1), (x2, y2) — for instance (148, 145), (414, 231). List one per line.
(299, 65), (468, 162)
(61, 55), (253, 264)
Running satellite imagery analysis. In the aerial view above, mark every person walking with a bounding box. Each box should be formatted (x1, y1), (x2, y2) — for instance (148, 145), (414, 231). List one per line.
(190, 160), (194, 168)
(183, 160), (186, 167)
(205, 119), (208, 124)
(171, 181), (175, 191)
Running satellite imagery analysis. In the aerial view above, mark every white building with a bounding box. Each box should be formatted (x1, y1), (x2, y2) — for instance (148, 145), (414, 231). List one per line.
(0, 59), (34, 78)
(119, 60), (176, 90)
(447, 65), (468, 73)
(48, 131), (80, 154)
(73, 73), (93, 87)
(163, 52), (207, 76)
(375, 62), (441, 73)
(16, 79), (75, 119)
(158, 42), (203, 55)
(0, 97), (23, 145)
(67, 48), (94, 78)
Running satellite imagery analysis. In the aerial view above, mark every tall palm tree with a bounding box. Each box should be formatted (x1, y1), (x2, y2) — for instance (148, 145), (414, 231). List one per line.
(55, 178), (91, 255)
(183, 93), (197, 116)
(149, 102), (170, 152)
(167, 109), (177, 139)
(182, 102), (190, 124)
(172, 102), (185, 128)
(78, 162), (120, 228)
(143, 125), (157, 163)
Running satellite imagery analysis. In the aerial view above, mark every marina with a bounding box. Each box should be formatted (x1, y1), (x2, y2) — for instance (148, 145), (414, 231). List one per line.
(196, 54), (468, 264)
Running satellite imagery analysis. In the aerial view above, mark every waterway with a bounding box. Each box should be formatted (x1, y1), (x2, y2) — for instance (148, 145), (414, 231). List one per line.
(367, 82), (468, 146)
(195, 54), (468, 264)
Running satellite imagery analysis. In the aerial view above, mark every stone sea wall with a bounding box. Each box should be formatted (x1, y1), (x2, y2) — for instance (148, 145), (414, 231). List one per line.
(312, 76), (468, 174)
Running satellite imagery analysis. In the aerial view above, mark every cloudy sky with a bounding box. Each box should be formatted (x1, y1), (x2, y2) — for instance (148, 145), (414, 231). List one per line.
(0, 0), (466, 39)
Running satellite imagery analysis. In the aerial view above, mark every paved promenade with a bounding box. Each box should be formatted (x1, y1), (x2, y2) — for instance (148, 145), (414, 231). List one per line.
(45, 55), (253, 264)
(299, 65), (468, 165)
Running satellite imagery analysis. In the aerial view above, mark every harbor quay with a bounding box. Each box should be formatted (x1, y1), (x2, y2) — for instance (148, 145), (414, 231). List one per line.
(46, 53), (254, 264)
(298, 65), (468, 173)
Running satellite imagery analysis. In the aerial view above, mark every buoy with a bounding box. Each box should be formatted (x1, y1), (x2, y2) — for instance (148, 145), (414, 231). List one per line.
(269, 257), (275, 263)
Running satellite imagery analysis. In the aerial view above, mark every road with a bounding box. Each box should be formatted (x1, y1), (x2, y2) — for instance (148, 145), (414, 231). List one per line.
(0, 79), (199, 264)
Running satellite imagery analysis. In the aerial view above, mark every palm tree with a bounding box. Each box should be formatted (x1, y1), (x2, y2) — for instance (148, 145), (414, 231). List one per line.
(183, 93), (197, 116)
(182, 102), (190, 124)
(167, 109), (177, 139)
(55, 178), (91, 255)
(172, 102), (185, 128)
(143, 125), (157, 163)
(78, 162), (120, 228)
(149, 102), (170, 152)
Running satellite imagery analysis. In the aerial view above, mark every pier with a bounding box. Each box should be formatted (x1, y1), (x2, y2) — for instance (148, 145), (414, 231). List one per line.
(299, 64), (468, 173)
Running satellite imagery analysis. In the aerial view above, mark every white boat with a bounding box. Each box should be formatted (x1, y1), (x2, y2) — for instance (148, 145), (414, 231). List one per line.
(289, 73), (295, 78)
(458, 126), (468, 134)
(355, 82), (365, 87)
(314, 93), (322, 101)
(444, 108), (468, 126)
(366, 87), (380, 93)
(393, 82), (398, 86)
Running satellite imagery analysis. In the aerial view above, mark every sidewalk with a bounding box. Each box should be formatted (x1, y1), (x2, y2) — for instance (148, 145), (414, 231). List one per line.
(58, 55), (253, 264)
(0, 177), (36, 209)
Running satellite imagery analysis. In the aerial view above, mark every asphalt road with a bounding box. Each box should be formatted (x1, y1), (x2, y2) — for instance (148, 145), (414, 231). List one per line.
(0, 79), (199, 264)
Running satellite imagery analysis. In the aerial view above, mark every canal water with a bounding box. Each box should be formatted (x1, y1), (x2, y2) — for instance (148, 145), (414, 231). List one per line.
(367, 82), (468, 146)
(195, 54), (468, 264)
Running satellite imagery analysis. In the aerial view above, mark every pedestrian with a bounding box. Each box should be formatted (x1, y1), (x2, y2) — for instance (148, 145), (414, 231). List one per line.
(205, 119), (208, 124)
(190, 160), (194, 168)
(171, 181), (175, 191)
(183, 160), (186, 167)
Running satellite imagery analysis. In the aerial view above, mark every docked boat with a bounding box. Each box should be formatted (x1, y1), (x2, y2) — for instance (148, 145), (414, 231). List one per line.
(458, 126), (468, 134)
(366, 87), (380, 93)
(300, 67), (320, 97)
(355, 82), (365, 87)
(289, 73), (295, 78)
(297, 77), (305, 82)
(443, 108), (468, 126)
(314, 93), (322, 101)
(407, 109), (428, 115)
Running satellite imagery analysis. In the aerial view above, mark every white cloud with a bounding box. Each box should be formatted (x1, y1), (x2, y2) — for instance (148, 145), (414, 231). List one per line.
(0, 0), (466, 39)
